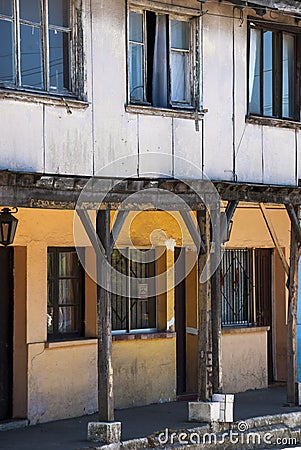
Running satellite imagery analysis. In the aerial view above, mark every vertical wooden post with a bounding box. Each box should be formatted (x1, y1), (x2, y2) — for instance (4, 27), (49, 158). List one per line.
(211, 205), (222, 394)
(287, 205), (300, 405)
(197, 209), (212, 401)
(96, 209), (114, 422)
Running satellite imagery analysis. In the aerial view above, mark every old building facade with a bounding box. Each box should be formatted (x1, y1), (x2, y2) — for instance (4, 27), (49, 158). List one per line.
(0, 0), (301, 424)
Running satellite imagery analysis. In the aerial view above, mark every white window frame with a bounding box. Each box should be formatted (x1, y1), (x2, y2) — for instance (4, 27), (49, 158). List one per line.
(127, 3), (201, 111)
(0, 0), (81, 97)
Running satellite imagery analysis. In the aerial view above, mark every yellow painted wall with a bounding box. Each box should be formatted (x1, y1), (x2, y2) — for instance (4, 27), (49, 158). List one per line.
(221, 328), (268, 392)
(10, 204), (291, 423)
(13, 208), (180, 423)
(112, 338), (176, 409)
(27, 341), (98, 424)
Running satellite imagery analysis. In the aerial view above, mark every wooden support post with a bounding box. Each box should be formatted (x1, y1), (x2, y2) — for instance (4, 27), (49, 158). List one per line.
(96, 209), (114, 422)
(197, 209), (212, 401)
(211, 205), (222, 394)
(286, 203), (301, 245)
(287, 205), (300, 405)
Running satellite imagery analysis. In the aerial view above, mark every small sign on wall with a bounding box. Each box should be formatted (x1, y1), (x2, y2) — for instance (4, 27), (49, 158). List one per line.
(138, 283), (148, 299)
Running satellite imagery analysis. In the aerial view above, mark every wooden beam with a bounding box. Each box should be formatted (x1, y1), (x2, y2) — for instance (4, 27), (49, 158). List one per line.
(76, 209), (106, 256)
(225, 200), (238, 224)
(110, 211), (128, 252)
(287, 205), (300, 405)
(286, 203), (301, 245)
(210, 206), (222, 394)
(180, 211), (206, 253)
(259, 203), (289, 276)
(197, 209), (212, 401)
(96, 210), (114, 422)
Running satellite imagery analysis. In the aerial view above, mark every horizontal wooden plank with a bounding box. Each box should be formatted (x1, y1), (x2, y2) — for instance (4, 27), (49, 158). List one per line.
(1, 170), (301, 209)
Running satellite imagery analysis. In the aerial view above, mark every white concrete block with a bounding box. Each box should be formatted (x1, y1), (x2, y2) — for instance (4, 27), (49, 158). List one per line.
(87, 422), (121, 443)
(188, 402), (220, 422)
(212, 393), (234, 423)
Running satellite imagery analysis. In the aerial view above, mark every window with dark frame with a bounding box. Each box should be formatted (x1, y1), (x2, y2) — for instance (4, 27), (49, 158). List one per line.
(129, 9), (198, 109)
(47, 247), (84, 340)
(221, 248), (272, 327)
(221, 249), (254, 327)
(0, 0), (74, 94)
(111, 248), (157, 332)
(248, 19), (300, 121)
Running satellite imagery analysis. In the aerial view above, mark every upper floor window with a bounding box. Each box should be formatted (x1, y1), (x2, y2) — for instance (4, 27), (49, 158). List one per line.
(248, 20), (300, 121)
(47, 247), (85, 340)
(129, 9), (198, 109)
(0, 0), (75, 95)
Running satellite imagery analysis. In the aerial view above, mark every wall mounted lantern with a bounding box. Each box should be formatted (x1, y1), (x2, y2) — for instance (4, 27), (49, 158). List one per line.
(0, 207), (18, 246)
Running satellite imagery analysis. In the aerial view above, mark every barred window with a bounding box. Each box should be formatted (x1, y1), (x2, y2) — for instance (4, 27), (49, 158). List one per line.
(111, 248), (156, 332)
(221, 249), (254, 326)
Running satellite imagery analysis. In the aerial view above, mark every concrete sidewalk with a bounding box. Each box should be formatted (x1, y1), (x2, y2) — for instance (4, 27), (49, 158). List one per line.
(0, 386), (300, 450)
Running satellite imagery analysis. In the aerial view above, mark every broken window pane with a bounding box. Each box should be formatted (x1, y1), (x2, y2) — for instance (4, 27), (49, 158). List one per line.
(282, 33), (294, 119)
(0, 19), (14, 82)
(49, 0), (69, 27)
(263, 30), (274, 117)
(20, 23), (43, 88)
(49, 29), (70, 90)
(248, 27), (261, 115)
(129, 11), (144, 101)
(0, 0), (13, 17)
(129, 43), (144, 101)
(19, 0), (41, 23)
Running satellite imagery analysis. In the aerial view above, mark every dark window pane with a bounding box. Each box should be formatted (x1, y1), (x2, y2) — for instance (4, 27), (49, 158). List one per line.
(263, 30), (273, 117)
(47, 307), (54, 333)
(49, 0), (69, 27)
(48, 251), (54, 277)
(0, 19), (14, 82)
(19, 0), (41, 23)
(171, 20), (189, 50)
(129, 11), (143, 43)
(20, 24), (43, 88)
(58, 306), (78, 333)
(249, 27), (261, 115)
(282, 33), (294, 119)
(0, 0), (13, 17)
(59, 279), (80, 305)
(59, 251), (79, 277)
(47, 280), (54, 306)
(49, 29), (70, 90)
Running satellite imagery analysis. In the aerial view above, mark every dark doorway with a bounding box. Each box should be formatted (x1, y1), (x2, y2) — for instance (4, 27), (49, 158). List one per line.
(0, 247), (13, 420)
(175, 248), (186, 395)
(255, 249), (273, 383)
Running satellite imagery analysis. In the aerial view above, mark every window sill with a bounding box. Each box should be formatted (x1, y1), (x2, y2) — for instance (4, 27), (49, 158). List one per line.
(112, 331), (176, 341)
(0, 88), (89, 110)
(45, 338), (97, 349)
(125, 104), (205, 120)
(222, 326), (270, 335)
(246, 114), (301, 130)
